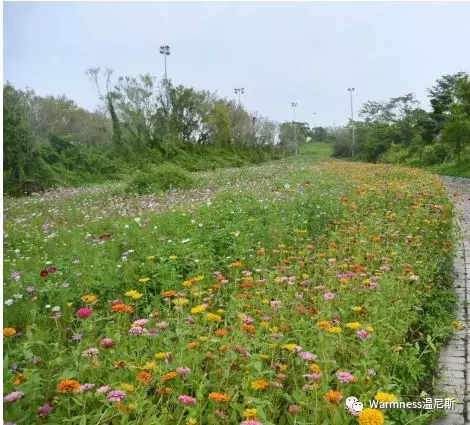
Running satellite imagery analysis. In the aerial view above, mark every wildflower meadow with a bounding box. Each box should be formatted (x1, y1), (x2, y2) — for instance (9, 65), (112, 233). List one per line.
(3, 158), (458, 425)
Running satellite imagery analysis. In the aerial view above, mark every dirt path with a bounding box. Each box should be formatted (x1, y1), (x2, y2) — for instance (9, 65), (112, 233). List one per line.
(434, 177), (470, 425)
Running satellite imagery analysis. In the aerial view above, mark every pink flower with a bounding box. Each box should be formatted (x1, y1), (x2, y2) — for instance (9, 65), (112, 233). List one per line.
(81, 348), (99, 357)
(133, 319), (149, 327)
(337, 371), (353, 383)
(241, 420), (263, 425)
(178, 395), (197, 405)
(38, 403), (52, 416)
(356, 330), (370, 340)
(303, 373), (322, 381)
(323, 292), (336, 301)
(76, 307), (93, 318)
(128, 326), (148, 335)
(3, 391), (25, 403)
(79, 383), (96, 392)
(96, 385), (111, 393)
(298, 351), (317, 361)
(100, 338), (115, 348)
(107, 390), (126, 402)
(176, 367), (191, 379)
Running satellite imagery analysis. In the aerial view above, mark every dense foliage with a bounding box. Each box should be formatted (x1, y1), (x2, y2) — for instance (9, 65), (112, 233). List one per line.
(329, 72), (470, 175)
(3, 69), (314, 196)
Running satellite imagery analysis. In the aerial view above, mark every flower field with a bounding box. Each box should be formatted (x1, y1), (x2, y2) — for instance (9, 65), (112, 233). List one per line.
(3, 159), (458, 425)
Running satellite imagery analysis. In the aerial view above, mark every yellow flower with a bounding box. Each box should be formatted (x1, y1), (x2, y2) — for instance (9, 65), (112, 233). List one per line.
(191, 305), (206, 314)
(173, 297), (189, 306)
(452, 321), (464, 331)
(366, 326), (374, 332)
(243, 408), (257, 419)
(124, 290), (143, 300)
(81, 294), (97, 303)
(142, 361), (158, 371)
(187, 419), (197, 425)
(261, 321), (269, 329)
(216, 309), (224, 314)
(352, 306), (363, 312)
(199, 336), (208, 342)
(262, 299), (270, 305)
(206, 313), (222, 323)
(270, 326), (279, 332)
(67, 302), (73, 308)
(169, 255), (178, 261)
(120, 383), (135, 392)
(155, 352), (170, 360)
(346, 322), (361, 330)
(138, 277), (150, 284)
(358, 408), (384, 425)
(282, 343), (298, 352)
(375, 392), (397, 403)
(269, 343), (278, 349)
(328, 326), (342, 334)
(146, 256), (156, 260)
(260, 354), (270, 361)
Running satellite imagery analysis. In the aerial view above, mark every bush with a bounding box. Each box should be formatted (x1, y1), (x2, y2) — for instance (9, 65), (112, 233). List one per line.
(126, 164), (195, 194)
(422, 143), (451, 165)
(380, 144), (409, 164)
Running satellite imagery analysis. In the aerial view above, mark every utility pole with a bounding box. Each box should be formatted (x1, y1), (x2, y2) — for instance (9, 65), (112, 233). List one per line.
(347, 88), (355, 157)
(291, 102), (298, 155)
(160, 45), (171, 111)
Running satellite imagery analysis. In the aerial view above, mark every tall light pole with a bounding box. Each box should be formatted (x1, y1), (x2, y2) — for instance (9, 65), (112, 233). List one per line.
(159, 45), (171, 81)
(347, 88), (355, 157)
(291, 102), (298, 155)
(234, 88), (244, 105)
(312, 112), (317, 129)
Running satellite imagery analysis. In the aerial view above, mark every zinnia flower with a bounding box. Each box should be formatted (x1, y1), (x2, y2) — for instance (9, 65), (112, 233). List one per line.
(324, 389), (343, 404)
(3, 391), (24, 403)
(375, 392), (398, 403)
(358, 408), (384, 425)
(76, 307), (93, 318)
(96, 385), (111, 393)
(178, 395), (197, 405)
(241, 421), (263, 425)
(100, 338), (115, 348)
(57, 379), (81, 393)
(3, 328), (16, 338)
(38, 403), (52, 416)
(107, 390), (126, 402)
(209, 392), (230, 402)
(251, 379), (270, 390)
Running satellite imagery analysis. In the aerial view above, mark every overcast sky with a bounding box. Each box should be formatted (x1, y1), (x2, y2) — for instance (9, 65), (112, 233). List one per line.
(4, 1), (470, 127)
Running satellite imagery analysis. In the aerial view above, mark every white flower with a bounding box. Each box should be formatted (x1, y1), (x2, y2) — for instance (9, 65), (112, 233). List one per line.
(134, 217), (141, 223)
(198, 223), (203, 227)
(12, 293), (23, 299)
(5, 299), (14, 306)
(52, 306), (61, 312)
(14, 249), (20, 254)
(124, 224), (129, 229)
(45, 304), (51, 309)
(181, 238), (191, 244)
(45, 261), (52, 265)
(191, 219), (196, 224)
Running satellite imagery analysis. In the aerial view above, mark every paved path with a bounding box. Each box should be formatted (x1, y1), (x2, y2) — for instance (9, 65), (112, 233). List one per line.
(434, 177), (470, 425)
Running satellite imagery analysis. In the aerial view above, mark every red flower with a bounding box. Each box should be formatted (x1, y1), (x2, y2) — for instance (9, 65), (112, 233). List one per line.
(40, 270), (48, 278)
(76, 307), (93, 318)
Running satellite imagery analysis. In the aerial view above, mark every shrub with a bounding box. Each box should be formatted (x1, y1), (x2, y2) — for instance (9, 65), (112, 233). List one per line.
(422, 143), (451, 165)
(380, 144), (409, 164)
(126, 164), (195, 194)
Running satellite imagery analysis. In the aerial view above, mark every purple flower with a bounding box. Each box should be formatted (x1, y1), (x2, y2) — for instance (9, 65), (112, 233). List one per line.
(96, 385), (111, 393)
(48, 267), (57, 273)
(70, 333), (83, 342)
(79, 383), (96, 392)
(107, 390), (126, 402)
(242, 315), (255, 324)
(3, 391), (25, 403)
(133, 319), (149, 327)
(25, 286), (36, 293)
(303, 373), (322, 381)
(128, 326), (148, 335)
(38, 403), (52, 416)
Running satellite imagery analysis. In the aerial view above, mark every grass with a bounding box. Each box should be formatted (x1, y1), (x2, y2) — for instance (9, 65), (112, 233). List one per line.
(299, 141), (333, 158)
(3, 156), (458, 425)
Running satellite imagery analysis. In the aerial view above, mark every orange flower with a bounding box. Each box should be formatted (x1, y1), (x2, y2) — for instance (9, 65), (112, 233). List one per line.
(324, 389), (343, 404)
(188, 341), (200, 349)
(157, 387), (173, 395)
(161, 371), (178, 382)
(229, 260), (243, 268)
(3, 328), (16, 338)
(137, 371), (153, 384)
(114, 360), (128, 368)
(209, 392), (230, 402)
(112, 303), (134, 313)
(57, 379), (81, 393)
(13, 373), (27, 385)
(215, 328), (229, 337)
(161, 290), (176, 298)
(251, 379), (270, 390)
(257, 248), (265, 255)
(242, 323), (256, 333)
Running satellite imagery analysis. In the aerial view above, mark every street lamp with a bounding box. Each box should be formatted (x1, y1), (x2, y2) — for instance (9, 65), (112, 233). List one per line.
(347, 88), (355, 157)
(234, 88), (244, 105)
(159, 45), (171, 81)
(312, 112), (318, 129)
(291, 102), (298, 155)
